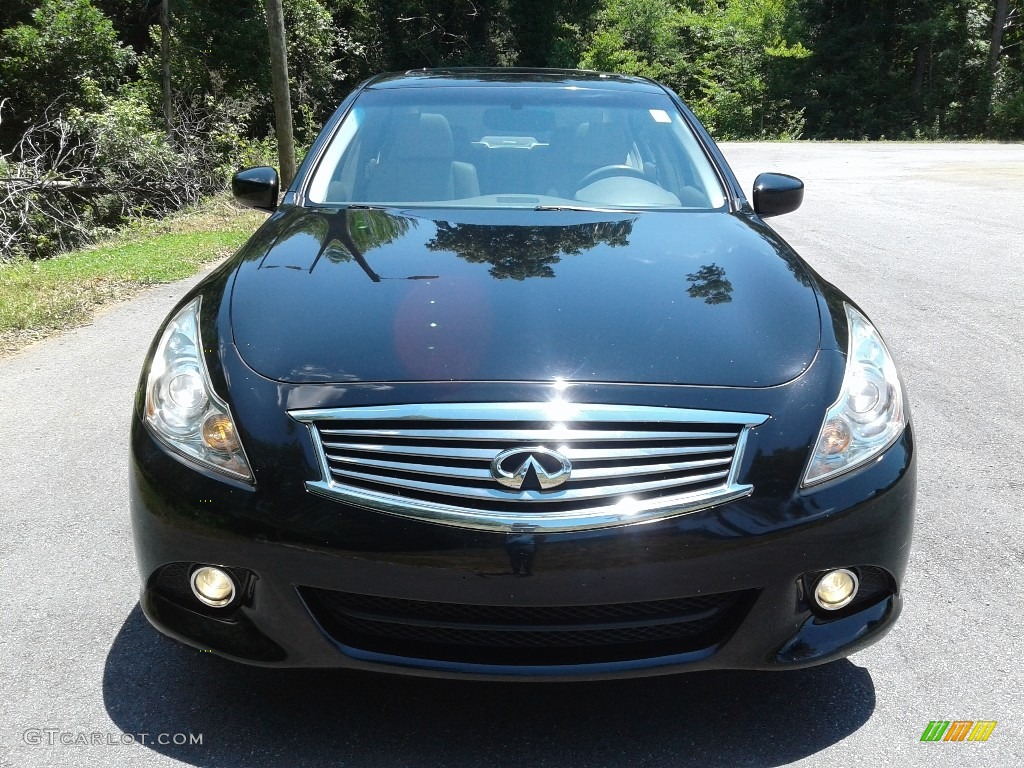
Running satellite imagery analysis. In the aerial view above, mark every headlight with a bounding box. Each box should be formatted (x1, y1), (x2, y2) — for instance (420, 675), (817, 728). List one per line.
(144, 297), (254, 483)
(802, 303), (906, 486)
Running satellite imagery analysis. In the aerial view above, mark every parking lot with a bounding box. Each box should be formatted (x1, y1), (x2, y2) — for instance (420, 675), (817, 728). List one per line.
(1, 142), (1022, 767)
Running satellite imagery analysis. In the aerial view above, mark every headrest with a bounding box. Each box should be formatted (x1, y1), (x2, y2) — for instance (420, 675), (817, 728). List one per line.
(571, 122), (632, 167)
(392, 113), (454, 160)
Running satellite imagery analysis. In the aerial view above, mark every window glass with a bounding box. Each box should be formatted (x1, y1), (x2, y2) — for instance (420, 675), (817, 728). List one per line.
(306, 87), (726, 210)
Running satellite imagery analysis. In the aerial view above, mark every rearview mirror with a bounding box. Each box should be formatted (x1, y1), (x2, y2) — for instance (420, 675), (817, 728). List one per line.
(232, 166), (279, 211)
(752, 173), (803, 217)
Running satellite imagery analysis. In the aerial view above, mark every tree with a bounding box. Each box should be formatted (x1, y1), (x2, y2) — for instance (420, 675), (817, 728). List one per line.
(160, 0), (172, 140)
(0, 92), (225, 260)
(680, 0), (811, 139)
(507, 0), (602, 66)
(265, 0), (296, 186)
(0, 0), (135, 149)
(990, 0), (1012, 74)
(985, 0), (1021, 128)
(0, 1), (34, 30)
(579, 0), (684, 82)
(426, 220), (633, 280)
(580, 0), (810, 138)
(686, 263), (734, 304)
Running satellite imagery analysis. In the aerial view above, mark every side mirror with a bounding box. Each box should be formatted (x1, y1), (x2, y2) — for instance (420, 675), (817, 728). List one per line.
(232, 166), (279, 211)
(752, 173), (803, 217)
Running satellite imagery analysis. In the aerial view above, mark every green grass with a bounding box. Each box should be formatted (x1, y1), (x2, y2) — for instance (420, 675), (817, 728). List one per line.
(0, 197), (265, 356)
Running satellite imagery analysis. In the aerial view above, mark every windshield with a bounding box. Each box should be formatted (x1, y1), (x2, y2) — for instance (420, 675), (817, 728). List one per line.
(306, 86), (727, 211)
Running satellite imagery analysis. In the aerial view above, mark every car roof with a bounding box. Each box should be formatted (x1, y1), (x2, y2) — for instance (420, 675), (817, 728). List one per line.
(363, 68), (666, 93)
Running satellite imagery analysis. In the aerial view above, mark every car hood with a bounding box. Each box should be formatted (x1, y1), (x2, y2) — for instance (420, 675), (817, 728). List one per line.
(229, 207), (821, 386)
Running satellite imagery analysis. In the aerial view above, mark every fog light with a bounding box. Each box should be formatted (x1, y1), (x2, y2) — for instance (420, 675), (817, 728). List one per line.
(190, 566), (236, 607)
(814, 568), (859, 611)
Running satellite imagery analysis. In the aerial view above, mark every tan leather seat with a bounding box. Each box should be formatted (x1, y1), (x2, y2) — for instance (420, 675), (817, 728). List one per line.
(366, 113), (479, 202)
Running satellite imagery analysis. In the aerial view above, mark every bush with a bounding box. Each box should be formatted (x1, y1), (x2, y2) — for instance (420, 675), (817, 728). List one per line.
(0, 85), (276, 261)
(991, 77), (1024, 139)
(0, 0), (134, 148)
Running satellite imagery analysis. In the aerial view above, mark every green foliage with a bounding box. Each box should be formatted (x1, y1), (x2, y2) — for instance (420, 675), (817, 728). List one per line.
(782, 0), (1024, 139)
(579, 0), (809, 138)
(0, 197), (264, 348)
(580, 0), (683, 80)
(2, 0), (1023, 266)
(167, 1), (268, 99)
(0, 0), (134, 143)
(358, 1), (491, 68)
(139, 0), (345, 148)
(507, 0), (603, 67)
(679, 0), (810, 139)
(0, 1), (35, 31)
(991, 75), (1024, 138)
(0, 81), (272, 260)
(286, 0), (342, 128)
(69, 88), (197, 221)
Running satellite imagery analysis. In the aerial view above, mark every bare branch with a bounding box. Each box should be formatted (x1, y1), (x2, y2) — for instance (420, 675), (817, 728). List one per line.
(1, 97), (232, 261)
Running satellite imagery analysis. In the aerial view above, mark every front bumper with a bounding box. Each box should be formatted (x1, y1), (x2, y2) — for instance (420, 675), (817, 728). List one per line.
(129, 409), (915, 681)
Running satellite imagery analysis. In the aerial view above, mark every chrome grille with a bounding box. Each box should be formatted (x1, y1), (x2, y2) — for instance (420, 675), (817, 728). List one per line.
(290, 403), (767, 532)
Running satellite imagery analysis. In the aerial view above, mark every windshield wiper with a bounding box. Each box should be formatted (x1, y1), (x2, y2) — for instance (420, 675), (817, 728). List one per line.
(534, 204), (641, 213)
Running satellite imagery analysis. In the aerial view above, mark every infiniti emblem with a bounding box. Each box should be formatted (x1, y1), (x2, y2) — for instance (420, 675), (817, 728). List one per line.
(490, 447), (572, 491)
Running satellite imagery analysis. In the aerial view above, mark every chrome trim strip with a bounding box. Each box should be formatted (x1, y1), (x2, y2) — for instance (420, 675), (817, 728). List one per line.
(535, 456), (732, 480)
(290, 403), (768, 533)
(317, 427), (741, 442)
(302, 480), (755, 534)
(727, 424), (753, 489)
(321, 441), (737, 462)
(327, 466), (732, 502)
(292, 402), (768, 424)
(324, 453), (732, 482)
(325, 454), (496, 481)
(561, 444), (737, 461)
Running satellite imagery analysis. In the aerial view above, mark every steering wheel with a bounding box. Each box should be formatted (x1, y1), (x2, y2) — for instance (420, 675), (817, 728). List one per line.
(575, 164), (649, 190)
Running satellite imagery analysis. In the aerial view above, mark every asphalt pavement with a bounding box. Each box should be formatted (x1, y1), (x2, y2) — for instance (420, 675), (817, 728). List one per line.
(1, 143), (1022, 767)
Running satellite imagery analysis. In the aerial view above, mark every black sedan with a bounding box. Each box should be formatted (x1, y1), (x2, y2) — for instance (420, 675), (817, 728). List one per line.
(130, 68), (915, 679)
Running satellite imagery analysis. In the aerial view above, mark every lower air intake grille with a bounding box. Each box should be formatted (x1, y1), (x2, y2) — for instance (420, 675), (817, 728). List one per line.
(301, 588), (756, 666)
